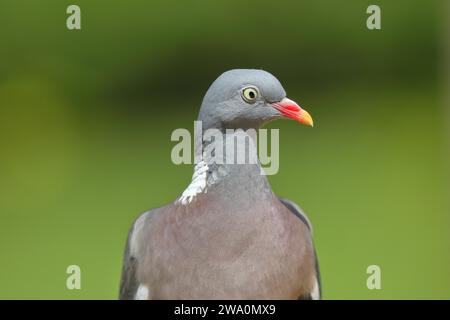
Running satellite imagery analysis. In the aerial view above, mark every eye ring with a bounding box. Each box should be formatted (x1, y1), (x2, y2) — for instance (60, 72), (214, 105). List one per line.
(241, 86), (259, 103)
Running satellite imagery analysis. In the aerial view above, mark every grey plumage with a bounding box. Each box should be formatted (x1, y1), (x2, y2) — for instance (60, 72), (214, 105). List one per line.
(199, 69), (286, 130)
(119, 227), (139, 300)
(119, 69), (320, 300)
(279, 198), (321, 300)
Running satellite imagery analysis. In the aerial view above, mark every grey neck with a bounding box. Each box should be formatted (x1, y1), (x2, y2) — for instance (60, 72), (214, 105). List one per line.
(198, 131), (271, 193)
(178, 131), (273, 206)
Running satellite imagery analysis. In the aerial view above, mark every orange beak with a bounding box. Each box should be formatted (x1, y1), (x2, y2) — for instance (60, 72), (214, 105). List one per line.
(271, 97), (314, 127)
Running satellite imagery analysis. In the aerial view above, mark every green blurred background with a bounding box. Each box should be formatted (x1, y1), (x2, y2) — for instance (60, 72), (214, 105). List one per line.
(0, 0), (449, 299)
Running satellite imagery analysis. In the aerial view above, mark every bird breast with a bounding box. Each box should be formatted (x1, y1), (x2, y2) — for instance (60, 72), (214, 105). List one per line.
(136, 196), (316, 299)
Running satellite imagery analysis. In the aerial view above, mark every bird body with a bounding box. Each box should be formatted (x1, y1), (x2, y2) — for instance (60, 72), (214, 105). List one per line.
(119, 69), (320, 300)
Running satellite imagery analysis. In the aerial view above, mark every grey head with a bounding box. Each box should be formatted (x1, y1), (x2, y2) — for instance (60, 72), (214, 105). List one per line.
(198, 69), (313, 131)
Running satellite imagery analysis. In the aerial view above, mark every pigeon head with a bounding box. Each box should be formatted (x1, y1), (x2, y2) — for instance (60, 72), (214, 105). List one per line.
(198, 69), (313, 130)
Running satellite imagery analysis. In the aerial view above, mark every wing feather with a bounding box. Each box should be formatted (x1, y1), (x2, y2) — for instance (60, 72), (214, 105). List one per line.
(279, 197), (321, 299)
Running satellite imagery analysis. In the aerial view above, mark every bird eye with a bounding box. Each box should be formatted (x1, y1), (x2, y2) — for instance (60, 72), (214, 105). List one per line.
(241, 87), (259, 103)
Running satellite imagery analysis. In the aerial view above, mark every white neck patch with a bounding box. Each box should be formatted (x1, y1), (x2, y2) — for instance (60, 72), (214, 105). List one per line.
(178, 161), (209, 205)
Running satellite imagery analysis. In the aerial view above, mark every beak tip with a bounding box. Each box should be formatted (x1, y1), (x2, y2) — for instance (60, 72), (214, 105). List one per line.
(300, 110), (314, 127)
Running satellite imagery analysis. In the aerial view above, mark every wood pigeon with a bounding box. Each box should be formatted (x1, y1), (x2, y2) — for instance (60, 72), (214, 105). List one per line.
(119, 69), (320, 300)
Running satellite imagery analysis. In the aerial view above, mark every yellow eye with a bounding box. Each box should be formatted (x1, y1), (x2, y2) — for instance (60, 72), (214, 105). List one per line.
(242, 87), (259, 103)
